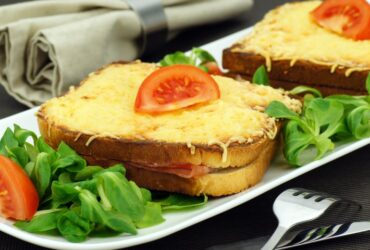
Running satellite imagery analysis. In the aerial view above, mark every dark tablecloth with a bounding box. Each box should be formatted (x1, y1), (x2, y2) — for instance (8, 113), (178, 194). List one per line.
(0, 0), (369, 249)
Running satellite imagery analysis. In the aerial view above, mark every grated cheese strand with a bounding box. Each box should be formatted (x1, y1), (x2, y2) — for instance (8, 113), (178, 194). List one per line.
(74, 133), (82, 142)
(85, 135), (100, 147)
(208, 140), (229, 163)
(186, 141), (196, 155)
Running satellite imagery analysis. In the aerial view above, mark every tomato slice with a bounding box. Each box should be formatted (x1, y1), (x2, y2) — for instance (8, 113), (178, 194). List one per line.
(0, 155), (39, 220)
(135, 65), (220, 114)
(311, 0), (370, 40)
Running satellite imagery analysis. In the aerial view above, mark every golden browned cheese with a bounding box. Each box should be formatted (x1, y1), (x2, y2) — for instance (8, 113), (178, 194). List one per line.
(233, 1), (370, 75)
(39, 62), (300, 163)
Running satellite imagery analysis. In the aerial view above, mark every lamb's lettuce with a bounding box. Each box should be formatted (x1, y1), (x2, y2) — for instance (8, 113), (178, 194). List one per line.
(252, 65), (269, 85)
(266, 73), (370, 166)
(0, 126), (207, 242)
(159, 47), (219, 73)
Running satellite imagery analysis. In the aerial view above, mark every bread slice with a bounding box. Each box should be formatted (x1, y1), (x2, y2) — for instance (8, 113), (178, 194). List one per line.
(37, 62), (300, 196)
(223, 1), (370, 96)
(76, 138), (277, 197)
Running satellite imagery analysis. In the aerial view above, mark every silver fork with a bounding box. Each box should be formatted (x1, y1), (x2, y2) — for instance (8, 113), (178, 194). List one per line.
(261, 188), (341, 250)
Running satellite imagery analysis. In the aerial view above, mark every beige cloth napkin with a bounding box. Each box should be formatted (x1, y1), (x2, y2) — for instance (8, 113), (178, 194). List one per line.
(0, 0), (253, 107)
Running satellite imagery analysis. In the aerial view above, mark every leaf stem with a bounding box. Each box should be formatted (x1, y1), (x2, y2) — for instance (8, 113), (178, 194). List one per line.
(97, 183), (112, 211)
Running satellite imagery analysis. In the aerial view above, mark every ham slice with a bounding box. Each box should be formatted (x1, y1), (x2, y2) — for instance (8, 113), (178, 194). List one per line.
(127, 163), (210, 178)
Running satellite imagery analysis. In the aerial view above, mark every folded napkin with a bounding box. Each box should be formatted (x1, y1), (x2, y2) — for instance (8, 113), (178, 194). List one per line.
(0, 0), (253, 107)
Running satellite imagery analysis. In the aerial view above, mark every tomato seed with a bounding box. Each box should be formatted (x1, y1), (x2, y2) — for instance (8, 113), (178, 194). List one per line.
(0, 190), (8, 196)
(155, 97), (166, 104)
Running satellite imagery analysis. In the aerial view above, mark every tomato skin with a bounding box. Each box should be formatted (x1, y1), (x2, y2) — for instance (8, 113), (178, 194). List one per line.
(135, 65), (220, 114)
(203, 62), (223, 76)
(0, 155), (39, 220)
(311, 0), (370, 40)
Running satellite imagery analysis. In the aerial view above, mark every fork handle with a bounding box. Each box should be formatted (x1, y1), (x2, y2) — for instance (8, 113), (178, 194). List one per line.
(261, 225), (289, 250)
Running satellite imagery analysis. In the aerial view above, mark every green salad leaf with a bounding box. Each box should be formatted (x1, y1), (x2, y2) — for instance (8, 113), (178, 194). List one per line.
(252, 65), (269, 85)
(135, 202), (164, 228)
(160, 51), (194, 67)
(57, 209), (92, 242)
(33, 152), (52, 198)
(289, 86), (322, 98)
(266, 73), (370, 166)
(159, 47), (220, 73)
(154, 193), (208, 211)
(14, 209), (67, 233)
(346, 105), (370, 139)
(266, 99), (344, 165)
(95, 172), (146, 222)
(192, 48), (217, 64)
(0, 125), (208, 242)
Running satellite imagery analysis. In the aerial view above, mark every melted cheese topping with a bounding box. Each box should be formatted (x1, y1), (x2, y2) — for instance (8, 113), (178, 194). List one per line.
(42, 63), (301, 148)
(233, 1), (370, 75)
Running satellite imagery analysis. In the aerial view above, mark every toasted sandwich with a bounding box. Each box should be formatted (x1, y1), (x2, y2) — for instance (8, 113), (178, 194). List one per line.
(223, 1), (370, 96)
(37, 62), (301, 196)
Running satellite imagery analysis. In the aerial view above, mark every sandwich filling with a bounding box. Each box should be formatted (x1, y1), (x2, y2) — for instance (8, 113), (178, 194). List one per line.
(126, 162), (255, 179)
(126, 162), (210, 178)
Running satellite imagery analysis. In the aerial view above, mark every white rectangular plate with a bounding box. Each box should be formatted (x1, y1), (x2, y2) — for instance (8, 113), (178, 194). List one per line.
(0, 27), (369, 250)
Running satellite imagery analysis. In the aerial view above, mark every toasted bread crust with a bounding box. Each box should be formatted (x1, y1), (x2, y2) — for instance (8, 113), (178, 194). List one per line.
(37, 110), (275, 169)
(79, 137), (277, 196)
(222, 48), (368, 95)
(226, 73), (365, 96)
